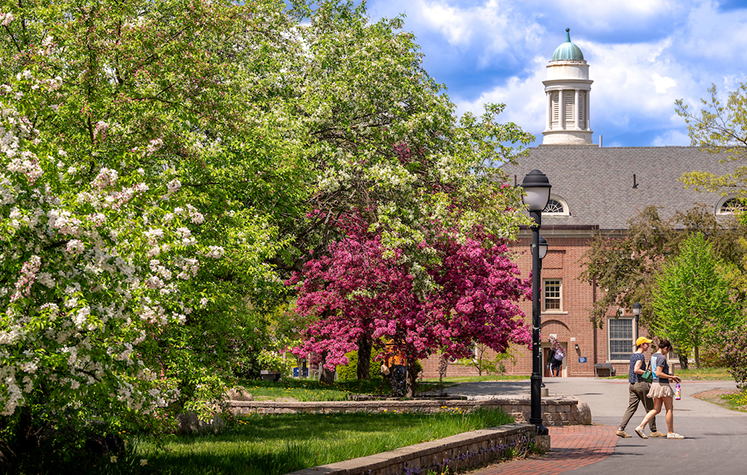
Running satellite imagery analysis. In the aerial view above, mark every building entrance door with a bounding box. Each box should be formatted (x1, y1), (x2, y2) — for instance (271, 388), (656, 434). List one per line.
(543, 347), (553, 378)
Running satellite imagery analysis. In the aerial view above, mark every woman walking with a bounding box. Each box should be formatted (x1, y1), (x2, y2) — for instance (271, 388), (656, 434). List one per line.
(548, 336), (564, 377)
(634, 339), (684, 439)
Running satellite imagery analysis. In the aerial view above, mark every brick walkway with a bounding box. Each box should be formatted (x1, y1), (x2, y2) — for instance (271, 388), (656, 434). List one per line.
(467, 425), (618, 474)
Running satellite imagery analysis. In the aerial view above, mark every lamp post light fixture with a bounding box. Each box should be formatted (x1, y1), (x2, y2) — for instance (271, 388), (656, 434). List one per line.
(519, 169), (551, 436)
(632, 302), (642, 342)
(538, 234), (548, 261)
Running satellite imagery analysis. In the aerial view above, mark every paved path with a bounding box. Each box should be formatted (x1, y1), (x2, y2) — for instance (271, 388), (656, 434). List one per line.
(469, 425), (617, 474)
(457, 378), (747, 474)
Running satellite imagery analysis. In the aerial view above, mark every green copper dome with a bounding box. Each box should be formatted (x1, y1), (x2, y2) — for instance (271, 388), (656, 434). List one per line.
(552, 28), (584, 61)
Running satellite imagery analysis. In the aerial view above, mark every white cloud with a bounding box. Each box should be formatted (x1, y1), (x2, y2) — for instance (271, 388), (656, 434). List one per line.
(652, 73), (677, 94)
(365, 0), (747, 146)
(455, 56), (547, 136)
(551, 0), (675, 29)
(652, 129), (691, 147)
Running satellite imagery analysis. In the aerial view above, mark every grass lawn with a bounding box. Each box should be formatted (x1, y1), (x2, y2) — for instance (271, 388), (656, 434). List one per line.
(240, 376), (527, 402)
(420, 375), (530, 383)
(611, 367), (732, 381)
(239, 378), (389, 401)
(721, 389), (747, 412)
(134, 408), (514, 475)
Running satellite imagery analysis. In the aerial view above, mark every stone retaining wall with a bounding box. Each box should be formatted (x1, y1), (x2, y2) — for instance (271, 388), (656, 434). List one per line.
(285, 422), (538, 475)
(228, 396), (591, 427)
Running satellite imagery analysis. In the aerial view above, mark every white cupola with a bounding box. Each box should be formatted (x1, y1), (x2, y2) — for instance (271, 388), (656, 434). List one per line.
(542, 29), (595, 146)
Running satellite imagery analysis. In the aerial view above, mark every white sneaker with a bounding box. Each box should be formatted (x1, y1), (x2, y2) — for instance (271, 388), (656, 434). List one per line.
(667, 433), (685, 439)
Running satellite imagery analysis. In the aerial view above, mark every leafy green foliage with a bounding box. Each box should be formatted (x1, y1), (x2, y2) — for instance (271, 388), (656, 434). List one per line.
(676, 83), (747, 195)
(336, 349), (383, 381)
(653, 233), (744, 368)
(722, 325), (747, 389)
(456, 344), (517, 376)
(580, 205), (746, 331)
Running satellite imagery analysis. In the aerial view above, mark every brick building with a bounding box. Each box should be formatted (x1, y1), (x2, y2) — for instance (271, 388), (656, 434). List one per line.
(420, 31), (738, 379)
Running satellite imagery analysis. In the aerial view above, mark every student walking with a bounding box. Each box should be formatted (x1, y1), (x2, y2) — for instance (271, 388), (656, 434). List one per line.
(635, 339), (684, 439)
(548, 336), (564, 377)
(616, 337), (664, 438)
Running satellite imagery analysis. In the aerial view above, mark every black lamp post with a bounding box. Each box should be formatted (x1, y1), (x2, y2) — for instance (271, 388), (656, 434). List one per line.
(519, 169), (551, 436)
(538, 235), (548, 265)
(632, 302), (642, 342)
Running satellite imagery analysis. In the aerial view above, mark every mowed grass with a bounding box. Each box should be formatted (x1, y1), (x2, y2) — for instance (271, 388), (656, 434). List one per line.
(135, 409), (514, 475)
(721, 389), (747, 412)
(239, 377), (523, 401)
(611, 367), (732, 381)
(420, 375), (530, 383)
(676, 367), (732, 380)
(241, 378), (390, 401)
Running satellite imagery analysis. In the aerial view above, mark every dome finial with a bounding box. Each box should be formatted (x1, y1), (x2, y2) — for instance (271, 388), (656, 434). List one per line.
(565, 28), (571, 42)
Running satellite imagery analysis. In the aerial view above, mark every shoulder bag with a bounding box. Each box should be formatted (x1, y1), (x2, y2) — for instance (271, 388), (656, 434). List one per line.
(641, 360), (653, 383)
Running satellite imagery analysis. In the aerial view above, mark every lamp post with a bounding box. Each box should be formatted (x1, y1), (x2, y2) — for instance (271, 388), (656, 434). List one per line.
(632, 302), (642, 342)
(538, 234), (548, 262)
(519, 169), (551, 436)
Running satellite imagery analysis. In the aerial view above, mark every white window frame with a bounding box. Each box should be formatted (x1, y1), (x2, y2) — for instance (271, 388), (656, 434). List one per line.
(543, 279), (563, 312)
(543, 195), (570, 216)
(716, 194), (745, 216)
(608, 317), (634, 362)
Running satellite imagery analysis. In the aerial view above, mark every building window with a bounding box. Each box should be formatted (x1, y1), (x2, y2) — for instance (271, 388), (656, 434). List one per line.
(609, 318), (634, 361)
(544, 199), (565, 214)
(719, 198), (744, 215)
(543, 279), (562, 311)
(543, 195), (569, 215)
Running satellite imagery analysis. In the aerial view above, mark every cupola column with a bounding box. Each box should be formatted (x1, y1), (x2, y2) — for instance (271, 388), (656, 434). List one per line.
(541, 28), (595, 146)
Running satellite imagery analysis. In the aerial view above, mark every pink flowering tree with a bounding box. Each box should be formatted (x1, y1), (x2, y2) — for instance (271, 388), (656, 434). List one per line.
(291, 215), (531, 396)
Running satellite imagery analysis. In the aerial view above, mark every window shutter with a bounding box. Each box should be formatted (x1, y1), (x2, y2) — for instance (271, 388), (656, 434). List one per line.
(578, 91), (585, 128)
(564, 93), (574, 123)
(551, 92), (560, 127)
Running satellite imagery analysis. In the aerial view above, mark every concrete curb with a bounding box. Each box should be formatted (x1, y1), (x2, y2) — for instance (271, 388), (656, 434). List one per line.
(285, 422), (538, 475)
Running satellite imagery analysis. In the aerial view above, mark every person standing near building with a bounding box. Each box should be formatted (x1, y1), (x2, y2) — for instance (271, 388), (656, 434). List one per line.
(616, 337), (665, 438)
(548, 336), (564, 377)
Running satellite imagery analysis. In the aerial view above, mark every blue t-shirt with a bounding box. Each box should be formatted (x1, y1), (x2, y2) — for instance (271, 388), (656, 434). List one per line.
(628, 352), (645, 384)
(651, 353), (670, 383)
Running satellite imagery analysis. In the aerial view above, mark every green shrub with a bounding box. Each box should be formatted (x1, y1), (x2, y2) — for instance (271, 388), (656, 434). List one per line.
(336, 350), (381, 381)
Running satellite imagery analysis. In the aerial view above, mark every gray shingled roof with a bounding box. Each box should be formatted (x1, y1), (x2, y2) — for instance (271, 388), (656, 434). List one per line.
(500, 146), (739, 230)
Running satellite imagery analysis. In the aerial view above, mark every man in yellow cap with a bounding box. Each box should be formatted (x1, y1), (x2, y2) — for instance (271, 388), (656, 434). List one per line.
(616, 337), (666, 438)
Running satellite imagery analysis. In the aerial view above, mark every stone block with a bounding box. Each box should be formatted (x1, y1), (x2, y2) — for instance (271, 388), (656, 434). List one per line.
(225, 386), (253, 401)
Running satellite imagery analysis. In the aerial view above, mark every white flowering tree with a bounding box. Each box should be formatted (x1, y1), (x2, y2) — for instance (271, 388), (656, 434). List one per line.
(0, 1), (293, 467)
(0, 0), (533, 468)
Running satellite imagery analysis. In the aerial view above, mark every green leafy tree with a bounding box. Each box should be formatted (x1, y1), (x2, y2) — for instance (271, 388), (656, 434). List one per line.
(676, 83), (747, 195)
(722, 324), (747, 388)
(652, 233), (744, 368)
(580, 205), (745, 368)
(0, 0), (533, 467)
(456, 344), (517, 376)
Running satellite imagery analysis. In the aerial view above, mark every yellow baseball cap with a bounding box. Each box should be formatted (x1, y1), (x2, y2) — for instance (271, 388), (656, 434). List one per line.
(636, 337), (653, 347)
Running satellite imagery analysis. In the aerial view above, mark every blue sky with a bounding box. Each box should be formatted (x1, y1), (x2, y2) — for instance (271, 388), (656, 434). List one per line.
(365, 0), (747, 148)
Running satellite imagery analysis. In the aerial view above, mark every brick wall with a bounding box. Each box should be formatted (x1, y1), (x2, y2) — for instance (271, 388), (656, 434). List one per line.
(420, 233), (645, 379)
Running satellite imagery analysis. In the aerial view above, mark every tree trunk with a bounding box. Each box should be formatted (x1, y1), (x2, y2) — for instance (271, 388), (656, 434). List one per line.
(405, 360), (418, 398)
(320, 352), (335, 384)
(694, 346), (700, 369)
(678, 351), (689, 370)
(356, 336), (372, 380)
